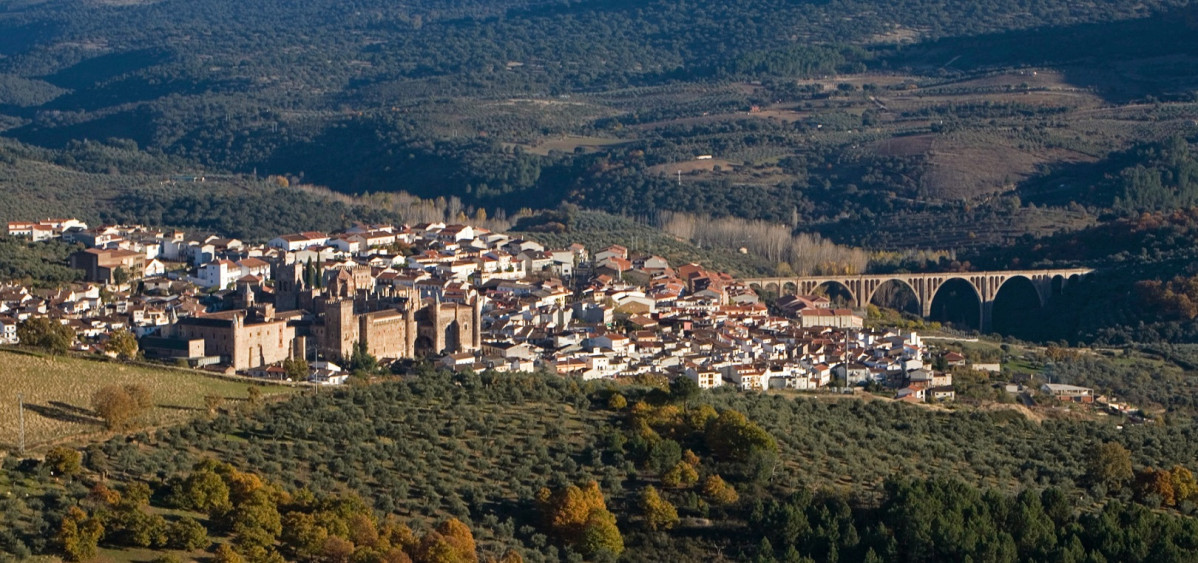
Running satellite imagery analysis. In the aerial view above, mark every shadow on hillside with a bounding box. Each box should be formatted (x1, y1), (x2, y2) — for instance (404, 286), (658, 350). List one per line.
(44, 48), (173, 91)
(49, 400), (97, 417)
(887, 5), (1198, 104)
(25, 402), (102, 426)
(158, 403), (203, 412)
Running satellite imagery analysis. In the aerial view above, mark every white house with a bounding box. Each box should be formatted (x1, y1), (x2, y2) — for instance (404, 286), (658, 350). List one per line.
(268, 231), (329, 251)
(196, 260), (242, 289)
(684, 365), (723, 389)
(0, 316), (18, 344)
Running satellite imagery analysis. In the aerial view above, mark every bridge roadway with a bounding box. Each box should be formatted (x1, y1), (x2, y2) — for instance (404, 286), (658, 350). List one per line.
(741, 268), (1093, 332)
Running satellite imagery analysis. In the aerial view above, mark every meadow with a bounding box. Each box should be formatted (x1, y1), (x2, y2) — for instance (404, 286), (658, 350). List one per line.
(0, 349), (297, 450)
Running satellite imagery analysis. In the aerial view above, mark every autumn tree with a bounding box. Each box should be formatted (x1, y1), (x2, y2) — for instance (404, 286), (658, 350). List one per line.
(169, 462), (231, 512)
(1088, 442), (1134, 492)
(92, 384), (151, 429)
(1170, 465), (1198, 505)
(578, 509), (624, 557)
(640, 486), (679, 531)
(701, 475), (740, 506)
(281, 511), (329, 559)
(228, 489), (283, 551)
(17, 317), (75, 355)
(124, 384), (152, 410)
(1135, 467), (1177, 507)
(107, 328), (139, 359)
(214, 543), (245, 563)
(86, 483), (122, 508)
(413, 519), (478, 563)
(205, 394), (225, 415)
(661, 460), (699, 488)
(322, 536), (355, 563)
(536, 481), (623, 557)
(166, 517), (209, 550)
(57, 507), (103, 562)
(607, 392), (627, 410)
(45, 446), (82, 478)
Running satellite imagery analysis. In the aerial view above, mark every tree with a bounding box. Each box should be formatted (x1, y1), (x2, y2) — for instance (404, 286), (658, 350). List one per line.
(321, 536), (355, 563)
(17, 317), (74, 355)
(661, 460), (698, 488)
(283, 356), (310, 381)
(607, 393), (627, 410)
(45, 446), (82, 478)
(1170, 465), (1198, 505)
(281, 512), (329, 559)
(247, 385), (263, 405)
(701, 475), (740, 505)
(1088, 442), (1133, 492)
(670, 376), (700, 407)
(205, 394), (225, 415)
(578, 509), (624, 557)
(57, 506), (103, 562)
(640, 486), (679, 531)
(413, 519), (478, 563)
(107, 328), (139, 359)
(92, 384), (151, 429)
(171, 464), (231, 512)
(536, 481), (622, 556)
(214, 543), (246, 563)
(166, 517), (208, 550)
(705, 409), (778, 462)
(113, 266), (130, 286)
(1135, 467), (1177, 507)
(350, 341), (379, 374)
(124, 384), (152, 410)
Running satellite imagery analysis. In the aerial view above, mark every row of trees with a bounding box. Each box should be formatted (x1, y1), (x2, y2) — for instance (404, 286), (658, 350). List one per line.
(57, 458), (500, 563)
(657, 211), (871, 275)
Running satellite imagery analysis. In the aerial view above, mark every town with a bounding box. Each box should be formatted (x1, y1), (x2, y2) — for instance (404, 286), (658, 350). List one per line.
(3, 217), (1108, 407)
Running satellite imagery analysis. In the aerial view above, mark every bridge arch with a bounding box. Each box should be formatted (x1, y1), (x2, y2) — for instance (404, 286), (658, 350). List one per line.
(992, 275), (1045, 335)
(868, 278), (921, 315)
(929, 277), (982, 329)
(995, 275), (1045, 308)
(812, 280), (856, 307)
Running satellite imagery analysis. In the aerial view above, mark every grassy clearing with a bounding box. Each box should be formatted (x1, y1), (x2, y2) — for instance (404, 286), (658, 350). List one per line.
(0, 349), (297, 450)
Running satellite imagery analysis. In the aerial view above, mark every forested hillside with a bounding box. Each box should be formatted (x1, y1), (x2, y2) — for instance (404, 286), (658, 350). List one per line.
(4, 369), (1198, 562)
(0, 0), (1195, 247)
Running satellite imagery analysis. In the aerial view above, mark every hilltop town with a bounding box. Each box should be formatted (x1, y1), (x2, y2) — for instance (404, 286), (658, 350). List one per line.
(3, 217), (1111, 407)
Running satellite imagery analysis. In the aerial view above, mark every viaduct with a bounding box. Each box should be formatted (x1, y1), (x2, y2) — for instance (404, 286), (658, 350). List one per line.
(741, 268), (1093, 332)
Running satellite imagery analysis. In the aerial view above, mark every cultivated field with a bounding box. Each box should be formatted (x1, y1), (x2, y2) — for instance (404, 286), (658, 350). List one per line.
(0, 350), (297, 450)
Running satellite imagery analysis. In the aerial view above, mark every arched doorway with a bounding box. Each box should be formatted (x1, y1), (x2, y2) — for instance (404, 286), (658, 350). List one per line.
(929, 278), (981, 330)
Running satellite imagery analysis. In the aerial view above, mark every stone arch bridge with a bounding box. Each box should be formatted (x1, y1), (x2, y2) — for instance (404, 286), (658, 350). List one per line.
(742, 268), (1093, 332)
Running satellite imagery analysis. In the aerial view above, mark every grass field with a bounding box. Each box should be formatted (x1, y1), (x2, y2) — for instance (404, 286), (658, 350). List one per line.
(0, 349), (298, 451)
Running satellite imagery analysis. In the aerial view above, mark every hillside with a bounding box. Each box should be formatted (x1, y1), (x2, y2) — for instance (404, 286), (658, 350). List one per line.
(0, 0), (1194, 251)
(2, 369), (1198, 561)
(0, 349), (297, 450)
